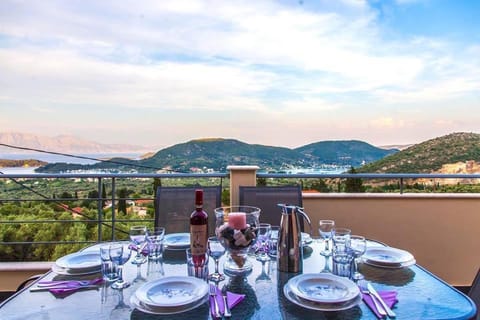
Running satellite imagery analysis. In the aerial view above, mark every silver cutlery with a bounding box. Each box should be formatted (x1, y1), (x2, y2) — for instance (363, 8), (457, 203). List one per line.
(359, 282), (386, 318)
(367, 283), (396, 318)
(222, 286), (231, 317)
(37, 280), (92, 287)
(209, 285), (221, 318)
(30, 284), (100, 292)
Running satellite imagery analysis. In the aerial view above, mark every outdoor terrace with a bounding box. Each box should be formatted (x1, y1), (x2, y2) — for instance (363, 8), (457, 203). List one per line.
(1, 165), (479, 299)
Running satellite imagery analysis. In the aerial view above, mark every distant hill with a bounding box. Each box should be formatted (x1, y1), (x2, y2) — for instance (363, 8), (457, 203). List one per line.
(0, 159), (47, 168)
(295, 140), (398, 167)
(358, 132), (480, 173)
(0, 132), (149, 153)
(36, 138), (397, 173)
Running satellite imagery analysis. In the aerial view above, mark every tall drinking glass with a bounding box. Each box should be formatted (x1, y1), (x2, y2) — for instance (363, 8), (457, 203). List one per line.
(319, 220), (335, 256)
(349, 235), (367, 281)
(109, 243), (132, 290)
(332, 227), (351, 253)
(207, 236), (226, 282)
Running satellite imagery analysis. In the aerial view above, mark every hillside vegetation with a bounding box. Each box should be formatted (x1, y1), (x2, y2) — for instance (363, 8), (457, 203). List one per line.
(37, 138), (397, 173)
(358, 132), (480, 173)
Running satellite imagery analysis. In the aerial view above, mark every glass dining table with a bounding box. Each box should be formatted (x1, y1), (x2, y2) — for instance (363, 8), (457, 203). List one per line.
(0, 239), (476, 320)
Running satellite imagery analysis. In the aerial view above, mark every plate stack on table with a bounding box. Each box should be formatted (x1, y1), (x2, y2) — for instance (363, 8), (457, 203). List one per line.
(301, 232), (312, 246)
(51, 251), (102, 276)
(130, 276), (209, 314)
(362, 247), (416, 268)
(164, 233), (190, 250)
(284, 273), (362, 311)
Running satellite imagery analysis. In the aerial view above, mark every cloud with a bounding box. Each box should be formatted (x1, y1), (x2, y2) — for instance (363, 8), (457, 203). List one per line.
(1, 0), (479, 146)
(369, 117), (409, 129)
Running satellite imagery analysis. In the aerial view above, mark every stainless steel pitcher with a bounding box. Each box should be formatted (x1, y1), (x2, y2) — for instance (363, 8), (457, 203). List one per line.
(277, 204), (311, 273)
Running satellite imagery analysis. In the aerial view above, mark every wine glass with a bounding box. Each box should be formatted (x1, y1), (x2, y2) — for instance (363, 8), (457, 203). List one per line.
(319, 220), (335, 256)
(129, 225), (148, 264)
(267, 225), (280, 258)
(349, 235), (367, 281)
(207, 236), (226, 282)
(109, 243), (132, 290)
(256, 223), (271, 262)
(129, 225), (148, 283)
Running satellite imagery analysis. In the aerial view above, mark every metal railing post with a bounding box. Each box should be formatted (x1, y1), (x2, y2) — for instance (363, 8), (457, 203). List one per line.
(400, 178), (404, 194)
(111, 177), (116, 241)
(97, 177), (103, 242)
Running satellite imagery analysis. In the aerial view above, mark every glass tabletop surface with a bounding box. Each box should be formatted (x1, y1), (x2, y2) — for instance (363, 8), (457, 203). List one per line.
(0, 240), (476, 320)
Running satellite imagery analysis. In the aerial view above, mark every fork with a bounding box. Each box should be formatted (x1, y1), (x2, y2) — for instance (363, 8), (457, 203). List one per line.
(221, 286), (231, 317)
(209, 285), (221, 318)
(358, 281), (386, 318)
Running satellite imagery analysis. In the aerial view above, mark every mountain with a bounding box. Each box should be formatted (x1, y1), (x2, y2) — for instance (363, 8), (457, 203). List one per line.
(36, 138), (397, 173)
(295, 140), (398, 167)
(358, 132), (480, 173)
(0, 132), (149, 153)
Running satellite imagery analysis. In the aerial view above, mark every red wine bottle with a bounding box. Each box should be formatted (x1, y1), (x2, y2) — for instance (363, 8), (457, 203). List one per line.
(190, 189), (208, 266)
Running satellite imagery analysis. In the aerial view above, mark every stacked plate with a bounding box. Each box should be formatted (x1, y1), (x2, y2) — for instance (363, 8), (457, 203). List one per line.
(363, 246), (416, 268)
(52, 251), (101, 275)
(301, 232), (313, 246)
(284, 273), (361, 311)
(164, 233), (190, 250)
(130, 276), (209, 314)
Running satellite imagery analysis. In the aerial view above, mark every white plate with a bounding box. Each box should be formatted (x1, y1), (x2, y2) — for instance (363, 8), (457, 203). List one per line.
(131, 291), (208, 315)
(54, 251), (101, 272)
(51, 264), (101, 276)
(164, 233), (190, 250)
(135, 276), (208, 308)
(301, 232), (312, 245)
(363, 247), (415, 268)
(364, 258), (416, 269)
(283, 282), (361, 311)
(287, 273), (360, 304)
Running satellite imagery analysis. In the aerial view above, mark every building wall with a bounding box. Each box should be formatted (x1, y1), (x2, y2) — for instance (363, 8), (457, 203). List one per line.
(303, 193), (480, 286)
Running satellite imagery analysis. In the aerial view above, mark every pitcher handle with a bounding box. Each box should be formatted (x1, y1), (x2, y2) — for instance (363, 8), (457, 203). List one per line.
(296, 206), (312, 234)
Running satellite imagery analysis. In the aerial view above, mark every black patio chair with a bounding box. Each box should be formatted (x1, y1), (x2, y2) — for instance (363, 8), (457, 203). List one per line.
(468, 267), (480, 320)
(239, 185), (305, 230)
(154, 186), (222, 236)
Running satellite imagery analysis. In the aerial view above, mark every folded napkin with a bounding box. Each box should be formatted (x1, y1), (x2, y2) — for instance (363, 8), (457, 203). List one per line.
(209, 285), (245, 319)
(362, 290), (398, 319)
(47, 278), (104, 298)
(128, 243), (149, 256)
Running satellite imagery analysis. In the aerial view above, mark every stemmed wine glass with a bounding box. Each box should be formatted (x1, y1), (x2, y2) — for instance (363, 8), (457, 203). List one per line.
(349, 235), (367, 281)
(109, 243), (132, 290)
(256, 223), (271, 262)
(207, 236), (226, 282)
(129, 225), (148, 282)
(319, 220), (335, 256)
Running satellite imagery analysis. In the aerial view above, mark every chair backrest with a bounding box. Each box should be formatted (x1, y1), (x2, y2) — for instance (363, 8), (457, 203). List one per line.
(239, 185), (304, 229)
(154, 186), (222, 236)
(468, 268), (480, 320)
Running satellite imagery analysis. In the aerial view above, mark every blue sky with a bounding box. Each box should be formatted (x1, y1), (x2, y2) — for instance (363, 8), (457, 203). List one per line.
(1, 0), (479, 150)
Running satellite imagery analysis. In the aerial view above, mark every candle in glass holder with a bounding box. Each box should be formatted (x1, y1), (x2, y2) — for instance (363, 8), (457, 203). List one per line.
(228, 212), (247, 229)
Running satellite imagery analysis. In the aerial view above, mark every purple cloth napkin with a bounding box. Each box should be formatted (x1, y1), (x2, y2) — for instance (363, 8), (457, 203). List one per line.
(48, 278), (104, 298)
(209, 285), (245, 319)
(128, 243), (149, 256)
(362, 290), (398, 319)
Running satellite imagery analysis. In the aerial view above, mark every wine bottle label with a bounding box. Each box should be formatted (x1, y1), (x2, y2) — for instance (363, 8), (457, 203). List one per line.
(190, 224), (207, 255)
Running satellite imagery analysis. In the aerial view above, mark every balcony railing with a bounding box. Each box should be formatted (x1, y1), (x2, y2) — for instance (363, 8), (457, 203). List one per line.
(1, 167), (480, 289)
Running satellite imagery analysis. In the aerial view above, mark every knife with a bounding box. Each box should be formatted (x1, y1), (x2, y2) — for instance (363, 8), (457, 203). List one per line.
(367, 283), (396, 318)
(30, 285), (100, 292)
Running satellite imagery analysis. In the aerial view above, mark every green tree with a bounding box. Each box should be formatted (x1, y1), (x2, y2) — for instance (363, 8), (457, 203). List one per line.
(310, 179), (330, 192)
(117, 188), (128, 214)
(345, 167), (365, 192)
